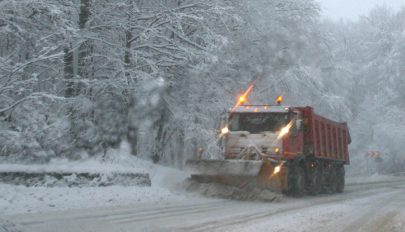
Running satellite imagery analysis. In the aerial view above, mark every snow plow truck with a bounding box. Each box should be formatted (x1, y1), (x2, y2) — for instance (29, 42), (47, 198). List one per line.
(186, 100), (351, 196)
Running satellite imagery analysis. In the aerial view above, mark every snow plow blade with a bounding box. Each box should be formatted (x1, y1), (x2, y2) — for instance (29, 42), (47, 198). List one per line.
(185, 160), (263, 176)
(185, 159), (288, 192)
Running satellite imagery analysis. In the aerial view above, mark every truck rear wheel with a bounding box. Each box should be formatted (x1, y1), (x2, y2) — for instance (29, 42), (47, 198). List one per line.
(336, 166), (345, 193)
(308, 168), (322, 195)
(329, 168), (338, 193)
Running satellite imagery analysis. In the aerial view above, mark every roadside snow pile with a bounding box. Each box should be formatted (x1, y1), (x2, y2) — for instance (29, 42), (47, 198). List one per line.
(0, 182), (191, 215)
(185, 179), (283, 202)
(0, 141), (150, 174)
(0, 142), (191, 215)
(0, 142), (155, 187)
(0, 172), (150, 187)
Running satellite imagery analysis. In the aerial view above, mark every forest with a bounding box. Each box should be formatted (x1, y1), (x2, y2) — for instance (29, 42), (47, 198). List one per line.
(1, 0), (404, 175)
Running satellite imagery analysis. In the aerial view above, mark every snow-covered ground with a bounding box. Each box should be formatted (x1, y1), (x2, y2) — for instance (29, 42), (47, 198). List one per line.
(4, 180), (405, 232)
(1, 142), (405, 231)
(0, 218), (21, 232)
(0, 142), (151, 175)
(1, 143), (404, 216)
(0, 183), (189, 215)
(0, 142), (196, 215)
(346, 173), (405, 185)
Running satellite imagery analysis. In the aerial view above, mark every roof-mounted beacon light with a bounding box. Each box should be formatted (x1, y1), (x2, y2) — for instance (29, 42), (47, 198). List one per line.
(239, 96), (246, 105)
(276, 96), (283, 105)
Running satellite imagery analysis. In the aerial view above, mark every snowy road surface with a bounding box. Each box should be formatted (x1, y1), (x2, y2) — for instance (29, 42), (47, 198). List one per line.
(4, 180), (405, 232)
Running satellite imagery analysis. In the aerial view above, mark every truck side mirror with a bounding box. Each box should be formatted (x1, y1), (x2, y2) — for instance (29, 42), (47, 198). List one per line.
(291, 119), (302, 137)
(296, 119), (302, 130)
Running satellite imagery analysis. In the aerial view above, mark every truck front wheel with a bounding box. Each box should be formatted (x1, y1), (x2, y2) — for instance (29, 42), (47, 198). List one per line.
(292, 166), (306, 196)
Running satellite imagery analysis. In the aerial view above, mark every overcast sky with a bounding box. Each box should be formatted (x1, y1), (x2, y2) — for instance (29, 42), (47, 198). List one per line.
(320, 0), (405, 21)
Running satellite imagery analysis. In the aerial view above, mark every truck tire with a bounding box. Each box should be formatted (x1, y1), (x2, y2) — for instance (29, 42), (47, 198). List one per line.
(329, 168), (338, 193)
(308, 168), (322, 195)
(336, 166), (345, 193)
(293, 166), (306, 196)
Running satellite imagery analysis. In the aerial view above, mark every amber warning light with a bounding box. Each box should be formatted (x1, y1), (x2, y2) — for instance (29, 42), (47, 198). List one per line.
(219, 78), (259, 139)
(235, 84), (254, 108)
(276, 96), (283, 105)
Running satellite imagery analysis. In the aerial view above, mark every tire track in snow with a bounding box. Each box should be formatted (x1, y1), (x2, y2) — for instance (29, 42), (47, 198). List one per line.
(108, 202), (233, 224)
(336, 190), (405, 232)
(20, 200), (227, 226)
(181, 186), (405, 232)
(106, 180), (404, 227)
(14, 180), (405, 232)
(100, 181), (405, 228)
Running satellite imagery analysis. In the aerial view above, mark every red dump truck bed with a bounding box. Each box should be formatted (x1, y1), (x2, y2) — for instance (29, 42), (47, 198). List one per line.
(296, 106), (351, 164)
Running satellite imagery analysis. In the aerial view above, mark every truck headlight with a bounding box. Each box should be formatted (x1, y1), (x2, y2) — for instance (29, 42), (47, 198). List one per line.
(273, 165), (281, 174)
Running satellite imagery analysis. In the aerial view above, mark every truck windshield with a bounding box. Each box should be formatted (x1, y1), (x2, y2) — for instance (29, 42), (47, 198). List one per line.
(229, 113), (289, 133)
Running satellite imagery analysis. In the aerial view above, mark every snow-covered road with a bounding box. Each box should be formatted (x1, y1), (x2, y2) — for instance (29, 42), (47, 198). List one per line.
(5, 180), (405, 232)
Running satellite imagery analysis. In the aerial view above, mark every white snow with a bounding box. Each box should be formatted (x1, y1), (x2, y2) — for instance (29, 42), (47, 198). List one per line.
(0, 141), (192, 215)
(346, 173), (405, 185)
(0, 183), (189, 215)
(1, 141), (404, 227)
(0, 142), (150, 174)
(0, 218), (21, 232)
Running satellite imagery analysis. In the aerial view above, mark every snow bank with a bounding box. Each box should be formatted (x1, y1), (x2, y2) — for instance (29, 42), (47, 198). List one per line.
(0, 142), (150, 175)
(0, 142), (156, 187)
(0, 163), (190, 215)
(0, 141), (192, 215)
(0, 141), (189, 188)
(0, 183), (193, 215)
(0, 172), (151, 187)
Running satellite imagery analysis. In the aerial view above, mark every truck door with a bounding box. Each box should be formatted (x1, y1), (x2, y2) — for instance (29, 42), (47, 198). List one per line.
(283, 114), (304, 159)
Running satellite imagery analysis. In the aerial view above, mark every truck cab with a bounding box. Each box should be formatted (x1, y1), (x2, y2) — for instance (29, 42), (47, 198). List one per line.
(224, 105), (304, 161)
